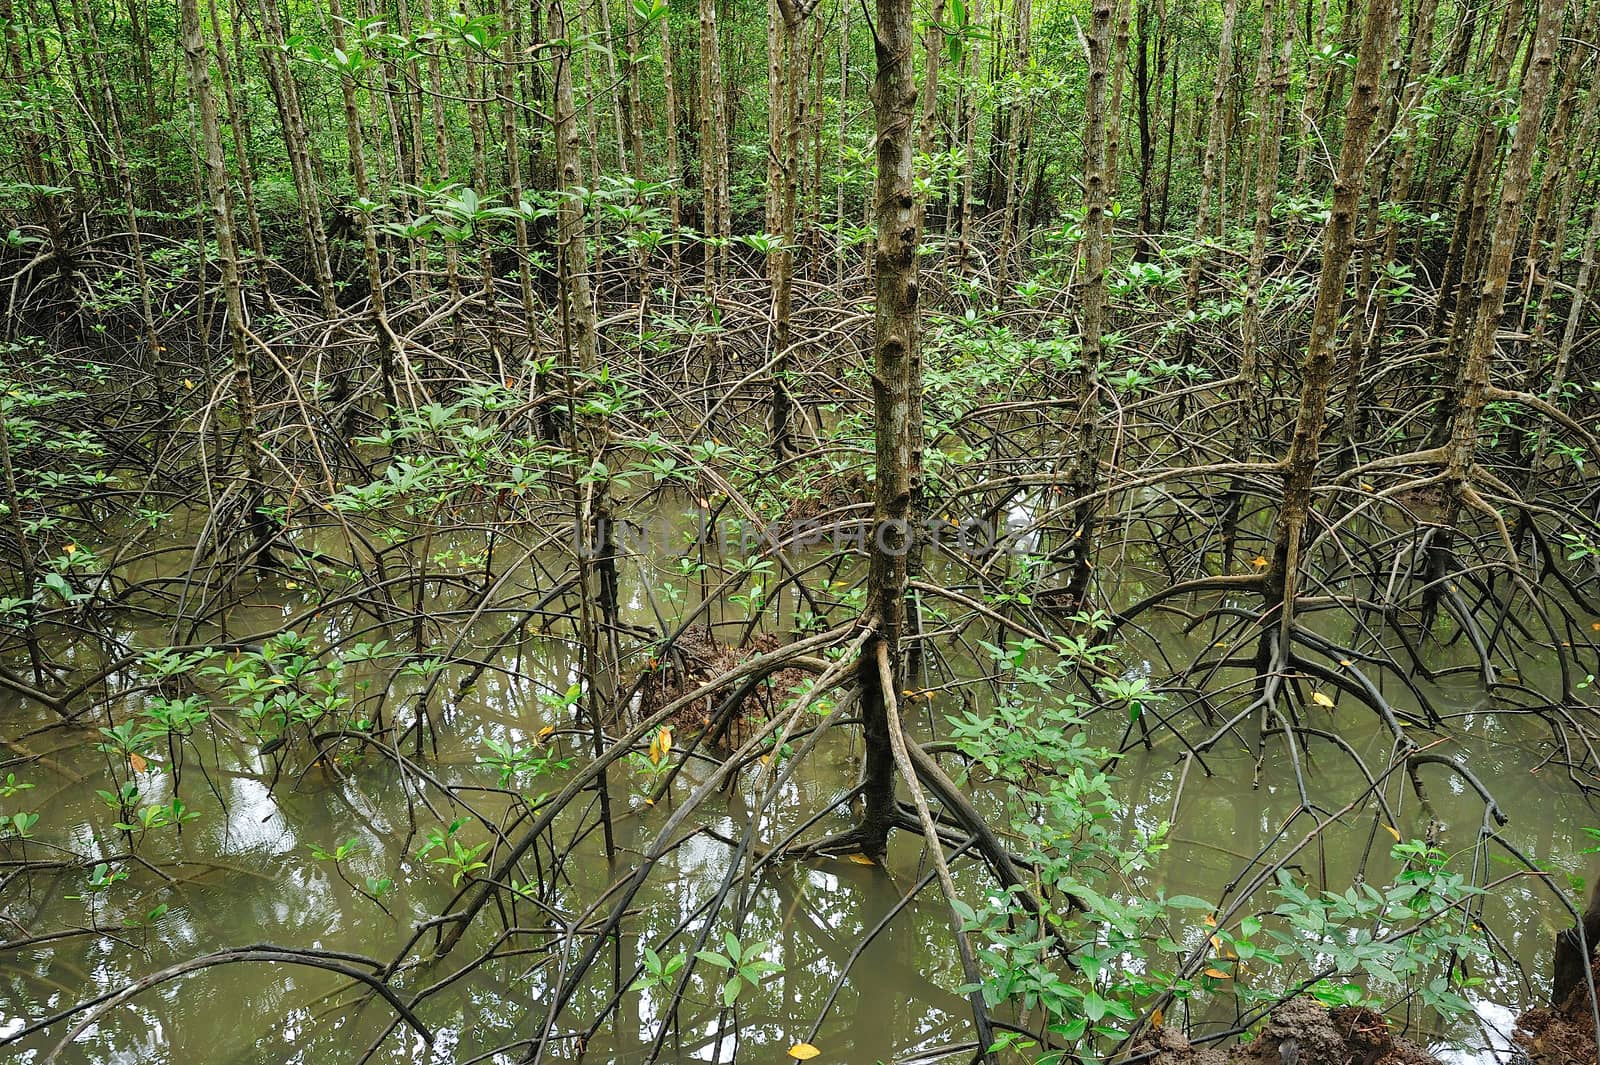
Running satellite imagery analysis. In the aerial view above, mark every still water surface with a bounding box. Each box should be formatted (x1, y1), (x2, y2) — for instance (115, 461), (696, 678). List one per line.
(0, 511), (1591, 1063)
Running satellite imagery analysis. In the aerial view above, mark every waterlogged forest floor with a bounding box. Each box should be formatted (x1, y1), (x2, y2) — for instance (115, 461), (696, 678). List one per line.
(1145, 981), (1600, 1065)
(1141, 998), (1442, 1065)
(3, 498), (1599, 1064)
(1512, 958), (1600, 1065)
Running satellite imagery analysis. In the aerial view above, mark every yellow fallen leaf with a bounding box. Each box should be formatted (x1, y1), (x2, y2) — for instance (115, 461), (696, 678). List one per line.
(1383, 823), (1401, 841)
(648, 726), (673, 766)
(789, 1044), (821, 1061)
(1311, 691), (1334, 708)
(846, 853), (875, 866)
(1203, 967), (1231, 979)
(1151, 1007), (1164, 1027)
(184, 378), (195, 390)
(63, 543), (77, 556)
(1591, 622), (1600, 631)
(1339, 659), (1354, 666)
(129, 752), (148, 773)
(1251, 556), (1269, 568)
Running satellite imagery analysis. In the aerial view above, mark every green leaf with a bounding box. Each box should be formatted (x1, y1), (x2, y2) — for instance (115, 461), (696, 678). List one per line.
(1082, 993), (1109, 1022)
(1051, 1017), (1088, 1041)
(42, 572), (75, 602)
(1165, 895), (1214, 910)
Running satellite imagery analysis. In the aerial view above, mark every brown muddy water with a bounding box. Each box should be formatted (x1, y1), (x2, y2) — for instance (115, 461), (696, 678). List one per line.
(0, 507), (1593, 1064)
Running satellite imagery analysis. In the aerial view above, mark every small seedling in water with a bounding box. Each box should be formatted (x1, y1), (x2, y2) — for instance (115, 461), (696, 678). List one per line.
(694, 933), (784, 1008)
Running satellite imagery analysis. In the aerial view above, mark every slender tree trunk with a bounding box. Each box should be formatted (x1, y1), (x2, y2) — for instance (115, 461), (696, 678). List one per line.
(1176, 0), (1238, 359)
(856, 0), (923, 858)
(1105, 0), (1130, 193)
(180, 0), (276, 566)
(396, 0), (430, 305)
(550, 0), (617, 863)
(624, 0), (647, 181)
(694, 0), (728, 378)
(770, 4), (806, 458)
(917, 0), (947, 157)
(1063, 0), (1115, 606)
(80, 0), (167, 402)
(1290, 0), (1332, 187)
(465, 25), (503, 374)
(1133, 0), (1169, 261)
(835, 0), (853, 281)
(766, 0), (785, 234)
(660, 7), (683, 282)
(1430, 0), (1525, 347)
(207, 0), (268, 273)
(1334, 0), (1439, 467)
(1523, 6), (1599, 357)
(1536, 190), (1600, 469)
(1262, 0), (1396, 645)
(256, 0), (338, 317)
(1218, 0), (1289, 568)
(0, 0), (70, 270)
(995, 0), (1031, 287)
(596, 0), (630, 175)
(426, 0), (467, 350)
(328, 0), (401, 414)
(956, 0), (981, 270)
(502, 0), (540, 362)
(1441, 0), (1562, 497)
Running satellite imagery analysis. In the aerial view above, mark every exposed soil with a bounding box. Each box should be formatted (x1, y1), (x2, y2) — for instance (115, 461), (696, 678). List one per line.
(781, 468), (869, 523)
(1140, 998), (1442, 1065)
(1516, 959), (1600, 1065)
(635, 627), (812, 743)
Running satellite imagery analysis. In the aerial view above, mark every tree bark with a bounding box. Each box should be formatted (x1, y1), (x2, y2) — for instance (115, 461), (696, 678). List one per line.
(856, 0), (923, 859)
(328, 0), (401, 413)
(1263, 0), (1397, 643)
(179, 0), (276, 567)
(551, 0), (618, 863)
(1063, 0), (1115, 605)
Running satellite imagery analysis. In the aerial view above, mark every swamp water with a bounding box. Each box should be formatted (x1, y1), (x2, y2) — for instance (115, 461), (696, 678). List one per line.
(0, 507), (1592, 1064)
